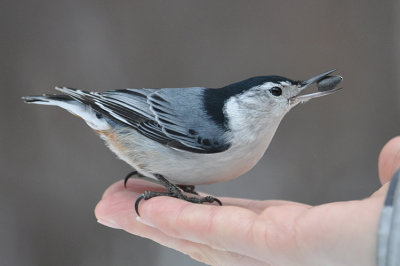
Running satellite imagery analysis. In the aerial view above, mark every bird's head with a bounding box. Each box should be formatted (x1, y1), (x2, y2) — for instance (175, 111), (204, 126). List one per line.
(221, 69), (342, 121)
(216, 70), (342, 143)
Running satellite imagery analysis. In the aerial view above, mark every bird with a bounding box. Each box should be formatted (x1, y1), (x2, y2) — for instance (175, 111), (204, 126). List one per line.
(23, 70), (342, 215)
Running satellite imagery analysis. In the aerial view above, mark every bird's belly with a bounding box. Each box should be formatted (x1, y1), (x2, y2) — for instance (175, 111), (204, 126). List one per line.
(137, 144), (266, 185)
(98, 128), (268, 185)
(165, 151), (262, 185)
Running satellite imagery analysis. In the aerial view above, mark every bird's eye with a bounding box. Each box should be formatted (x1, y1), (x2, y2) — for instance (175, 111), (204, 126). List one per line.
(269, 87), (282, 96)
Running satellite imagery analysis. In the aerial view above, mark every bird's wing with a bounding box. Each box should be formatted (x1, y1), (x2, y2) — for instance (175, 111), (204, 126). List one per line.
(147, 87), (231, 153)
(56, 87), (231, 153)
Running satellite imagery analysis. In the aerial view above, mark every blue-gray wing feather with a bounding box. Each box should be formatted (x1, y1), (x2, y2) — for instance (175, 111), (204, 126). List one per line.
(60, 87), (231, 153)
(147, 88), (230, 152)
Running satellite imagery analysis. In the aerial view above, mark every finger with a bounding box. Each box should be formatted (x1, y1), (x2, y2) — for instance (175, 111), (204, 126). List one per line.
(211, 196), (309, 214)
(95, 190), (266, 266)
(102, 179), (309, 214)
(378, 136), (400, 184)
(137, 195), (308, 262)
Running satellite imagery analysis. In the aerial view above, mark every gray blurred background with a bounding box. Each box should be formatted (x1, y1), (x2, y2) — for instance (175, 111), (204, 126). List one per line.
(1, 1), (400, 265)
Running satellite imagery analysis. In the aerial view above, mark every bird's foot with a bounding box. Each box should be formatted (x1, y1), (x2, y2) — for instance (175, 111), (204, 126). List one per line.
(135, 174), (222, 216)
(135, 190), (222, 216)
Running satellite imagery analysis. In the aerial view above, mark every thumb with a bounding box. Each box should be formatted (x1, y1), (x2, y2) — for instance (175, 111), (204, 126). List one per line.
(378, 136), (400, 185)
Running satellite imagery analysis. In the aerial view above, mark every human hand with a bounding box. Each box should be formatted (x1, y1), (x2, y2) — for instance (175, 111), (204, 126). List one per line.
(95, 137), (400, 266)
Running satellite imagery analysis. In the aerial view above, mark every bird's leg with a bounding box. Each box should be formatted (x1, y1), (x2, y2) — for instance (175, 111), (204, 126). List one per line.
(135, 174), (222, 216)
(124, 172), (197, 195)
(123, 170), (162, 188)
(177, 185), (199, 195)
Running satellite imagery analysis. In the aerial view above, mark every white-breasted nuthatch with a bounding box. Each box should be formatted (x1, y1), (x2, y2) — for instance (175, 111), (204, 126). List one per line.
(23, 70), (342, 215)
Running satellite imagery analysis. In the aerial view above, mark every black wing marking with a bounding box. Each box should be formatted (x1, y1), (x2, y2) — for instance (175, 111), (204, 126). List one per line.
(56, 87), (152, 128)
(137, 120), (171, 144)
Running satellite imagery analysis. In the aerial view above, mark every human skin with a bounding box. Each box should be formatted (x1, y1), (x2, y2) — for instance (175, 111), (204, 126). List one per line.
(95, 136), (400, 266)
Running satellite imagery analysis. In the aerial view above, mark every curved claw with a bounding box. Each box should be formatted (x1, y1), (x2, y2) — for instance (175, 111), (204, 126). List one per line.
(135, 194), (145, 216)
(204, 196), (222, 206)
(214, 198), (223, 206)
(124, 171), (138, 188)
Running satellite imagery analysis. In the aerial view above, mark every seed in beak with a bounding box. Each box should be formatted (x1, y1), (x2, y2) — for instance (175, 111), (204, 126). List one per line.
(317, 75), (343, 92)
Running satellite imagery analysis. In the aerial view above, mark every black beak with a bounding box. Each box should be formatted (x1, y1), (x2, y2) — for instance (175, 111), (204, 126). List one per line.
(289, 69), (343, 105)
(300, 69), (337, 88)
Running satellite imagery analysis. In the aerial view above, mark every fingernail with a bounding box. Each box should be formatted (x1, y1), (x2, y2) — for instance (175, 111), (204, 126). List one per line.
(136, 216), (156, 228)
(97, 218), (122, 229)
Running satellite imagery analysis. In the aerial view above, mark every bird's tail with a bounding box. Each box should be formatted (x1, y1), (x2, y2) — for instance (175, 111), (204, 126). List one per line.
(22, 88), (111, 130)
(22, 94), (74, 105)
(22, 91), (85, 114)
